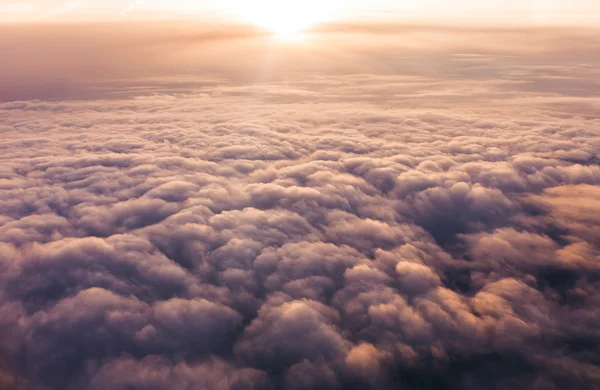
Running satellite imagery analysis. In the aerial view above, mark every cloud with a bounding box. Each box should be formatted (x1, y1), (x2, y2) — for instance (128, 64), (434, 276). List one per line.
(1, 21), (600, 390)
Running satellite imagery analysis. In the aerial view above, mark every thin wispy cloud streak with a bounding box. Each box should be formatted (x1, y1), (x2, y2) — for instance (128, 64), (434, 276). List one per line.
(0, 21), (599, 390)
(120, 0), (146, 15)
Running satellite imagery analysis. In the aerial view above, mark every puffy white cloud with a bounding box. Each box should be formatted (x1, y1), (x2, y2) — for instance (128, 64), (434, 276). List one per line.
(1, 21), (600, 390)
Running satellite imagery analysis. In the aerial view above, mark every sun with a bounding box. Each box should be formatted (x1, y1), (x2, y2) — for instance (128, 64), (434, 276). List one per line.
(228, 0), (343, 36)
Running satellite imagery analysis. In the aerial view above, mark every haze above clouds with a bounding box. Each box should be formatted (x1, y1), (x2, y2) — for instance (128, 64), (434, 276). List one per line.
(1, 18), (600, 390)
(2, 0), (600, 22)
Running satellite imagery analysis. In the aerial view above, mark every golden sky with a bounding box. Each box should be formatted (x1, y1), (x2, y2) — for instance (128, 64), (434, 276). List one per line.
(2, 0), (600, 24)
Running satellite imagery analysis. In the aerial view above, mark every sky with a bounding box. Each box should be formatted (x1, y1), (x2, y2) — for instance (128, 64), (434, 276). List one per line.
(1, 0), (600, 23)
(1, 2), (600, 390)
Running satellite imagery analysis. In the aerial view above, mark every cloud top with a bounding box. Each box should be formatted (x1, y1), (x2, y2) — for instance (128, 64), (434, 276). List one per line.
(1, 23), (600, 390)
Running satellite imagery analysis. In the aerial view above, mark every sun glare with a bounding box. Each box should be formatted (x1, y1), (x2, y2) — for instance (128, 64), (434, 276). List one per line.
(228, 0), (343, 36)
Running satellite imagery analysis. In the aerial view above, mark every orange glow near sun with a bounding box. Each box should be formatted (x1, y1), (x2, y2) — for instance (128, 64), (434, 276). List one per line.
(227, 0), (343, 36)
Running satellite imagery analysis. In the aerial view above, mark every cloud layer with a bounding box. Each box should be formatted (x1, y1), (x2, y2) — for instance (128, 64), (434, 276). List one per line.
(1, 23), (600, 390)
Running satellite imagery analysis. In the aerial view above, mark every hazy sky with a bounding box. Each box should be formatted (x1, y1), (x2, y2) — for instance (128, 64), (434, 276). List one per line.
(2, 0), (600, 22)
